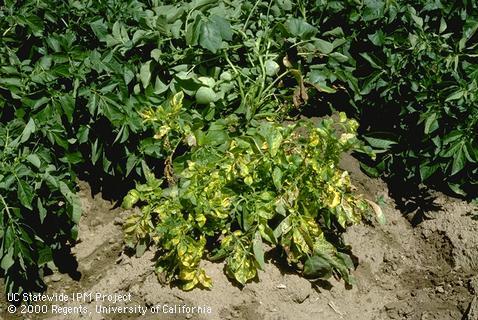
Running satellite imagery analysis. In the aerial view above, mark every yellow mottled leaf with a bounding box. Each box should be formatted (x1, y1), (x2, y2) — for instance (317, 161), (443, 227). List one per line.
(330, 191), (341, 208)
(197, 269), (213, 288)
(178, 243), (188, 257)
(195, 214), (206, 227)
(171, 91), (184, 112)
(154, 125), (170, 139)
(182, 277), (199, 291)
(179, 268), (196, 281)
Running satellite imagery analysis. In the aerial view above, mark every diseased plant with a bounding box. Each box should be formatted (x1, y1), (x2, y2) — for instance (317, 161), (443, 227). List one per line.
(122, 93), (382, 290)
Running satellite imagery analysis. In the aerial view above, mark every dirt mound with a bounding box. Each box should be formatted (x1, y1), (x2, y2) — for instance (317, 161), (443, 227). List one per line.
(2, 156), (477, 320)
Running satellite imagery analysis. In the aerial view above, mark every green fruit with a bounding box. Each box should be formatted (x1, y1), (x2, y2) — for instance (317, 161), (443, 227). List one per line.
(220, 71), (233, 81)
(195, 87), (217, 105)
(265, 60), (280, 76)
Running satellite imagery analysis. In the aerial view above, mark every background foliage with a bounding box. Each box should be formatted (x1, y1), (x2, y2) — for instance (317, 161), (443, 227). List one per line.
(302, 0), (478, 197)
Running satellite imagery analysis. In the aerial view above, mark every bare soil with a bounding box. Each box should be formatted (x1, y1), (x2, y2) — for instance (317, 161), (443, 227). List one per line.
(2, 154), (478, 320)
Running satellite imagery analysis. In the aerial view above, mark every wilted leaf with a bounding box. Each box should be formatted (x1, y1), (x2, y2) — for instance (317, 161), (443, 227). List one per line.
(365, 199), (386, 225)
(303, 254), (333, 278)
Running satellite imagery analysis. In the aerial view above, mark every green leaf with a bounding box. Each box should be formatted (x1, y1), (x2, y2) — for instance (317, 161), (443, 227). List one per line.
(439, 17), (447, 33)
(198, 77), (215, 88)
(126, 154), (139, 176)
(329, 52), (349, 62)
(308, 69), (326, 84)
(303, 254), (333, 278)
(448, 183), (466, 196)
(63, 151), (84, 165)
(323, 27), (344, 37)
(317, 84), (337, 93)
(314, 39), (334, 54)
(441, 142), (462, 158)
(368, 30), (385, 46)
(38, 246), (52, 266)
(360, 70), (383, 94)
(253, 231), (265, 270)
(37, 198), (47, 224)
(71, 193), (82, 225)
(463, 143), (476, 163)
(272, 167), (282, 190)
(445, 90), (464, 101)
(410, 13), (423, 28)
(259, 224), (277, 245)
(20, 118), (36, 143)
(99, 83), (118, 94)
(451, 147), (465, 175)
(59, 181), (81, 223)
(209, 15), (232, 41)
(285, 18), (317, 39)
(90, 19), (108, 41)
(26, 154), (41, 168)
(17, 180), (34, 210)
(140, 60), (152, 89)
(91, 139), (101, 164)
(186, 15), (202, 46)
(112, 21), (129, 43)
(424, 113), (438, 134)
(0, 247), (15, 272)
(273, 216), (291, 239)
(199, 21), (223, 53)
(267, 130), (283, 157)
(363, 136), (396, 150)
(0, 77), (22, 88)
(419, 163), (439, 181)
(59, 94), (75, 123)
(204, 129), (228, 146)
(151, 49), (162, 62)
(77, 126), (89, 144)
(360, 52), (382, 69)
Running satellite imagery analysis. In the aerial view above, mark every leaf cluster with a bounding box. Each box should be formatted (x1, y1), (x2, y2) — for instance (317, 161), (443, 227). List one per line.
(123, 94), (378, 290)
(298, 1), (478, 196)
(0, 119), (79, 294)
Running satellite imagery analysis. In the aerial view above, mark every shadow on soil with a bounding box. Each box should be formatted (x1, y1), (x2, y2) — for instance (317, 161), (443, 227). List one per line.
(385, 176), (442, 226)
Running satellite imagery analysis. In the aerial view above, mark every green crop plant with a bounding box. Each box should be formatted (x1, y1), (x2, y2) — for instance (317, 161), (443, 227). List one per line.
(296, 1), (478, 197)
(0, 119), (80, 294)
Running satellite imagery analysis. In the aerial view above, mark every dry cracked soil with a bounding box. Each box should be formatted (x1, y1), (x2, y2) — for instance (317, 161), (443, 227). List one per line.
(1, 154), (478, 320)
